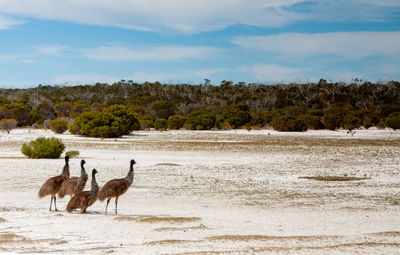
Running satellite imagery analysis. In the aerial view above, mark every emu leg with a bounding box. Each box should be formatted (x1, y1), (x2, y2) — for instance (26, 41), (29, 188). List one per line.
(54, 196), (58, 211)
(49, 196), (53, 211)
(105, 198), (110, 214)
(115, 197), (119, 214)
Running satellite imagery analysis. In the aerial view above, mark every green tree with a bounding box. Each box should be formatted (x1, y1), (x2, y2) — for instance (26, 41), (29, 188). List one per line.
(152, 100), (175, 119)
(0, 119), (18, 133)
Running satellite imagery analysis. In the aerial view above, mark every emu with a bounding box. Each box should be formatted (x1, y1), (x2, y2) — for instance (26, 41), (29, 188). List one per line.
(58, 159), (88, 199)
(38, 156), (70, 211)
(66, 169), (99, 213)
(98, 159), (136, 214)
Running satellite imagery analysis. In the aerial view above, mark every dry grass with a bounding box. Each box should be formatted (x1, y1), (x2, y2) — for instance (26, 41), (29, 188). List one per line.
(0, 217), (6, 222)
(299, 176), (371, 181)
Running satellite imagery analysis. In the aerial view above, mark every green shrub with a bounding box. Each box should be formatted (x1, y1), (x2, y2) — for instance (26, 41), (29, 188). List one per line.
(168, 115), (186, 130)
(139, 115), (154, 130)
(385, 112), (400, 130)
(185, 111), (216, 130)
(227, 116), (242, 129)
(154, 118), (168, 131)
(322, 113), (342, 130)
(298, 114), (324, 130)
(69, 105), (140, 138)
(49, 119), (69, 134)
(65, 150), (80, 158)
(0, 118), (18, 133)
(271, 115), (307, 132)
(21, 137), (65, 158)
(343, 114), (361, 131)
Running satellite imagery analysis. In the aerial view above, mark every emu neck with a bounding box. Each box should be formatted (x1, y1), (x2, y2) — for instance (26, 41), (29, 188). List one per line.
(125, 165), (134, 186)
(62, 162), (69, 178)
(80, 164), (87, 179)
(91, 174), (99, 193)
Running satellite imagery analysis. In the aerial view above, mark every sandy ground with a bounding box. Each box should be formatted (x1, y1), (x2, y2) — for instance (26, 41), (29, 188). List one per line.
(0, 128), (400, 254)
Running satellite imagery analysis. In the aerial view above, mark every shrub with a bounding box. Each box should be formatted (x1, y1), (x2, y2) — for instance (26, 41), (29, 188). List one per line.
(21, 137), (65, 158)
(139, 115), (154, 130)
(271, 115), (307, 132)
(227, 117), (242, 129)
(0, 119), (18, 133)
(65, 150), (80, 158)
(322, 113), (342, 130)
(298, 114), (324, 130)
(343, 114), (361, 131)
(185, 111), (216, 130)
(168, 115), (186, 130)
(49, 119), (69, 134)
(385, 112), (400, 130)
(154, 118), (168, 131)
(69, 105), (140, 138)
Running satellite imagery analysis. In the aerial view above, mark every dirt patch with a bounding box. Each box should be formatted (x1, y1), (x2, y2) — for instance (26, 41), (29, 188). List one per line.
(0, 233), (58, 245)
(153, 224), (208, 232)
(0, 206), (25, 212)
(155, 163), (181, 166)
(299, 176), (371, 181)
(205, 234), (338, 242)
(144, 239), (197, 246)
(114, 216), (201, 224)
(369, 231), (400, 237)
(0, 217), (6, 222)
(114, 216), (137, 222)
(137, 216), (201, 224)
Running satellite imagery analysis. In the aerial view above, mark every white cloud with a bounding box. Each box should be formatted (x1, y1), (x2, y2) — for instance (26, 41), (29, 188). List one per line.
(0, 0), (304, 33)
(232, 31), (400, 58)
(82, 46), (219, 61)
(243, 64), (305, 82)
(36, 45), (68, 56)
(0, 14), (24, 29)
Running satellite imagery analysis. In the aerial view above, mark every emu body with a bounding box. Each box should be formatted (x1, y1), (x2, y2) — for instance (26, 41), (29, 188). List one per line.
(98, 159), (135, 214)
(38, 156), (70, 211)
(58, 159), (88, 199)
(67, 169), (99, 213)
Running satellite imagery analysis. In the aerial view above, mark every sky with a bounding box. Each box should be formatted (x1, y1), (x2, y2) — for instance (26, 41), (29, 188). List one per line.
(0, 0), (399, 88)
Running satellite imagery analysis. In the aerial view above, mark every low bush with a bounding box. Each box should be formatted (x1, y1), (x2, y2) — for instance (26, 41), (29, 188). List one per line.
(271, 115), (307, 132)
(69, 104), (140, 138)
(65, 150), (80, 158)
(154, 118), (168, 131)
(185, 111), (216, 130)
(168, 115), (186, 130)
(385, 112), (400, 130)
(49, 119), (69, 134)
(21, 137), (65, 158)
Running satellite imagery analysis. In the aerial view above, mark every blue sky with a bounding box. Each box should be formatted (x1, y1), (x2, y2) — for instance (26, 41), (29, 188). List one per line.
(0, 0), (399, 88)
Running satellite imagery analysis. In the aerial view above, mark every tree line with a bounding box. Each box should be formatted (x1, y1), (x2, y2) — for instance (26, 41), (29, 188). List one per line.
(1, 79), (400, 136)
